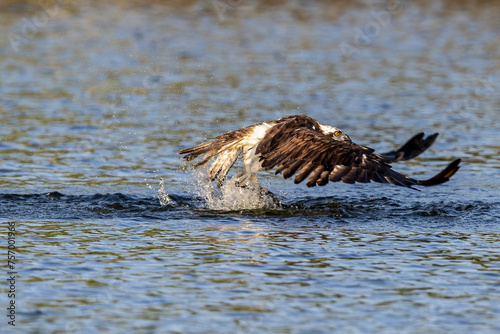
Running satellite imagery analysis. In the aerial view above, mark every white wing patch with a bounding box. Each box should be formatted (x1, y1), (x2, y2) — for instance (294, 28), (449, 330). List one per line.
(247, 122), (273, 146)
(243, 122), (273, 174)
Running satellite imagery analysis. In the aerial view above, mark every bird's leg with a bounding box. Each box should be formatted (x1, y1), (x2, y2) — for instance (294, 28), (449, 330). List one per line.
(228, 151), (278, 201)
(232, 156), (258, 188)
(231, 172), (263, 191)
(231, 172), (250, 187)
(230, 172), (276, 201)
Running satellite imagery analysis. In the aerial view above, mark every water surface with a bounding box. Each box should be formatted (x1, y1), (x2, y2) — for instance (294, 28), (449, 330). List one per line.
(0, 1), (499, 333)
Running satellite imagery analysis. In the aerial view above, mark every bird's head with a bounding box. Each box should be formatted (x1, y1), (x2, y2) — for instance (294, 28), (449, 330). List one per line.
(319, 125), (351, 142)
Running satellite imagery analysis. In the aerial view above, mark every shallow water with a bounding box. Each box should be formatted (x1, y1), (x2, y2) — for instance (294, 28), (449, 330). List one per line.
(0, 1), (499, 333)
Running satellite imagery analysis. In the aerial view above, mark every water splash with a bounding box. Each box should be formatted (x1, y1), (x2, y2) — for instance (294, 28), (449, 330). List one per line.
(158, 178), (174, 206)
(192, 168), (281, 211)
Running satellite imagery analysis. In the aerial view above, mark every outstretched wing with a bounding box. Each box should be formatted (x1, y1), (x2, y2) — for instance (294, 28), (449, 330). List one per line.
(379, 132), (439, 162)
(256, 126), (460, 189)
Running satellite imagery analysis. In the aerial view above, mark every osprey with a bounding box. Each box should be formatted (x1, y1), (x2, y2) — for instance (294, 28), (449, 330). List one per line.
(179, 115), (461, 191)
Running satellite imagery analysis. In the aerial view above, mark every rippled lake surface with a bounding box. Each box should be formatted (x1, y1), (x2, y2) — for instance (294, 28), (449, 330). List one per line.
(1, 1), (499, 333)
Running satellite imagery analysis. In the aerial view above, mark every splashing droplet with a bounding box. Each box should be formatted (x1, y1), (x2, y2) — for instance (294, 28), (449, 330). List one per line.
(158, 178), (173, 206)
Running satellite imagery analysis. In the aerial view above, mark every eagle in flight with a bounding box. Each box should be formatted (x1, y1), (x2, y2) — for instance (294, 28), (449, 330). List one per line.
(179, 115), (461, 191)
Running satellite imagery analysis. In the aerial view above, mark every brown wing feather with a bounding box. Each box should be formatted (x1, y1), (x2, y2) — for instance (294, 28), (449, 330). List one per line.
(256, 125), (459, 189)
(178, 125), (254, 166)
(256, 115), (321, 162)
(178, 115), (320, 184)
(178, 125), (256, 185)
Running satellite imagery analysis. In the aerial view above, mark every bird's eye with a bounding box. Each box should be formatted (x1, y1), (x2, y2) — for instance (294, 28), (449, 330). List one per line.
(334, 131), (341, 137)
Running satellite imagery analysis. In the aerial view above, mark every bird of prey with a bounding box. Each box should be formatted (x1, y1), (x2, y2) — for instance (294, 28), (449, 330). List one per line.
(179, 115), (460, 191)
